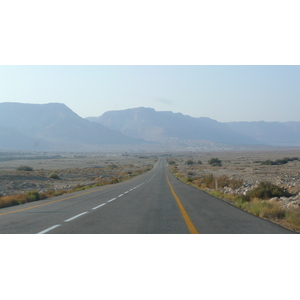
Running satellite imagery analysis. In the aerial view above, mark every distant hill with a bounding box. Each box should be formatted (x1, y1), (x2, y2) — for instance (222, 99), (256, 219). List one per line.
(2, 103), (299, 152)
(226, 121), (300, 146)
(88, 107), (300, 147)
(0, 103), (145, 151)
(89, 107), (257, 145)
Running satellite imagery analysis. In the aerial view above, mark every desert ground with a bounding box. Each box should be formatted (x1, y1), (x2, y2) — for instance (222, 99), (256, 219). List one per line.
(1, 149), (300, 206)
(167, 149), (300, 210)
(0, 152), (156, 197)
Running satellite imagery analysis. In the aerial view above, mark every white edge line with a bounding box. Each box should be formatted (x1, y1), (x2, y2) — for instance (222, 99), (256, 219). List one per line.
(37, 224), (61, 234)
(64, 212), (88, 222)
(92, 203), (107, 210)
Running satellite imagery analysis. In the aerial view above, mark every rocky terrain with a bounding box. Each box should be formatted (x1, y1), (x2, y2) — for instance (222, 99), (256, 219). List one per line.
(0, 152), (156, 197)
(167, 149), (300, 210)
(1, 149), (300, 212)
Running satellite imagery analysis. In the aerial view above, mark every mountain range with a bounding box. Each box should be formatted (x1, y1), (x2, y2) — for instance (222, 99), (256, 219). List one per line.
(0, 103), (145, 151)
(88, 107), (300, 148)
(1, 102), (300, 152)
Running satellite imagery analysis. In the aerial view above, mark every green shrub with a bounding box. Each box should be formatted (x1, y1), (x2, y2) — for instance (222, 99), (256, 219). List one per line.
(48, 172), (60, 179)
(208, 157), (222, 166)
(185, 159), (194, 165)
(17, 166), (33, 171)
(243, 181), (292, 201)
(260, 157), (299, 166)
(26, 191), (40, 201)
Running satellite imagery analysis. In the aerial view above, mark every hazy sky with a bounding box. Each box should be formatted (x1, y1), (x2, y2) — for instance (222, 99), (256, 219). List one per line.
(1, 65), (300, 122)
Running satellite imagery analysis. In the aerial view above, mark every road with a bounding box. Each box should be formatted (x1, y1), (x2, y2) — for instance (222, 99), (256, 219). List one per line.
(0, 158), (294, 234)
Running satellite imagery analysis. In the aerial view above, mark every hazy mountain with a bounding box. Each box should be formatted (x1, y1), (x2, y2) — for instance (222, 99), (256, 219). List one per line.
(226, 121), (300, 146)
(3, 103), (299, 152)
(89, 107), (258, 146)
(0, 103), (145, 151)
(88, 107), (300, 147)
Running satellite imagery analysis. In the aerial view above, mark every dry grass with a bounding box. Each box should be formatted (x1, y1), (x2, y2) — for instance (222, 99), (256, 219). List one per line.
(285, 209), (300, 229)
(246, 198), (286, 219)
(0, 194), (28, 208)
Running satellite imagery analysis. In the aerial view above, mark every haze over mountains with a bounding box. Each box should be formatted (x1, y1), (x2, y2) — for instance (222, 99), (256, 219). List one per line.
(1, 102), (300, 152)
(89, 107), (300, 148)
(0, 103), (145, 151)
(91, 107), (256, 145)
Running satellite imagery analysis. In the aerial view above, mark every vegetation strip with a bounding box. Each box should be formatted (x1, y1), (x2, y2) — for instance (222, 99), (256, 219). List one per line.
(165, 170), (199, 234)
(0, 186), (111, 216)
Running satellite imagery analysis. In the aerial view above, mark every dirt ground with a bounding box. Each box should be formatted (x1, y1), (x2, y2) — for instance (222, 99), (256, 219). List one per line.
(169, 149), (300, 194)
(0, 152), (156, 196)
(1, 149), (300, 200)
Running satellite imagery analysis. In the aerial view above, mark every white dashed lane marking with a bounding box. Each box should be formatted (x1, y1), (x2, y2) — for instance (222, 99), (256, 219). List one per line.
(37, 175), (158, 233)
(92, 203), (106, 210)
(37, 224), (61, 234)
(64, 212), (88, 222)
(107, 198), (117, 202)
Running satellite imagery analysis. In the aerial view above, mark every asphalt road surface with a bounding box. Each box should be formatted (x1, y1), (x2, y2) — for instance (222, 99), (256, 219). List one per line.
(0, 158), (295, 234)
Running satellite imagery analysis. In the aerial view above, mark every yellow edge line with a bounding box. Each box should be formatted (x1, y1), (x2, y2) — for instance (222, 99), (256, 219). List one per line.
(165, 170), (199, 234)
(0, 186), (111, 216)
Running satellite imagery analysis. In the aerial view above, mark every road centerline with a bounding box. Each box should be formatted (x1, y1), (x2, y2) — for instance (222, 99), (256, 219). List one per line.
(165, 169), (199, 234)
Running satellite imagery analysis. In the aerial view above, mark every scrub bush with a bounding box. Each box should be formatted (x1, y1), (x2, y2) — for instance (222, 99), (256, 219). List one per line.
(17, 166), (33, 171)
(243, 181), (291, 201)
(208, 157), (222, 166)
(26, 191), (40, 201)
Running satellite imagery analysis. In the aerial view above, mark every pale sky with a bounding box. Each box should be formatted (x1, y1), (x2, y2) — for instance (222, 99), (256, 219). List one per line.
(1, 1), (300, 123)
(1, 65), (300, 122)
